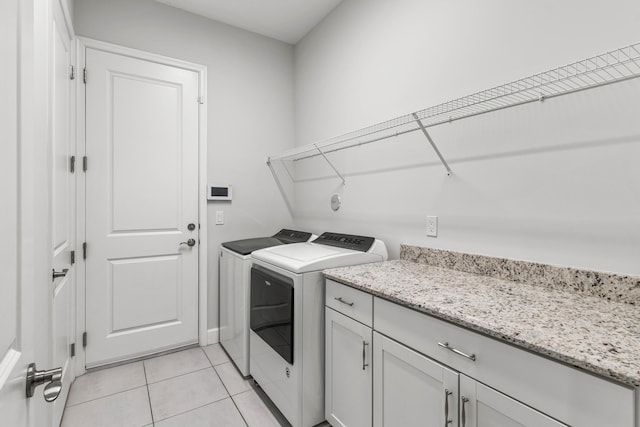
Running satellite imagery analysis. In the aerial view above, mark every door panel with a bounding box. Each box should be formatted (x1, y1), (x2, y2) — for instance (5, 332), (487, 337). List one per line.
(325, 308), (372, 427)
(85, 48), (200, 366)
(110, 255), (180, 331)
(460, 375), (568, 427)
(373, 332), (458, 427)
(51, 1), (74, 424)
(110, 75), (182, 232)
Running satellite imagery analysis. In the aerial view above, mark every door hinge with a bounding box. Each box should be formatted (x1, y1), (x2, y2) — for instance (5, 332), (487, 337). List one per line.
(70, 343), (76, 357)
(82, 242), (87, 260)
(82, 332), (87, 348)
(70, 155), (75, 173)
(70, 65), (75, 80)
(70, 250), (75, 265)
(83, 156), (88, 172)
(83, 68), (87, 84)
(197, 96), (204, 105)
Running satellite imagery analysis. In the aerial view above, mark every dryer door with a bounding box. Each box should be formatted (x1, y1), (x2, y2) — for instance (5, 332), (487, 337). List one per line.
(250, 266), (294, 364)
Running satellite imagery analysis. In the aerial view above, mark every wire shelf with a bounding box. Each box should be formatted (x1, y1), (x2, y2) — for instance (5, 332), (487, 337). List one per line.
(268, 42), (640, 164)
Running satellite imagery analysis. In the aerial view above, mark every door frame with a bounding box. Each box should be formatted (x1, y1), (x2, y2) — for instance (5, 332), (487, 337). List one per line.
(74, 37), (208, 375)
(50, 0), (76, 422)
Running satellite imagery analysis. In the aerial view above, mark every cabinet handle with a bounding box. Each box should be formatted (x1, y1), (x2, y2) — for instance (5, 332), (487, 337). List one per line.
(444, 389), (453, 426)
(334, 296), (354, 307)
(461, 396), (469, 427)
(362, 341), (369, 370)
(437, 342), (476, 362)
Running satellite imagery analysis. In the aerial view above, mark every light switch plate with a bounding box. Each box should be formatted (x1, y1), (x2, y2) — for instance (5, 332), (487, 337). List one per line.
(426, 215), (437, 237)
(215, 211), (224, 225)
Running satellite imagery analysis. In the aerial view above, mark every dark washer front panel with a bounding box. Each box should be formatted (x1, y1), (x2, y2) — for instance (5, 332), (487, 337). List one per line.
(250, 266), (294, 364)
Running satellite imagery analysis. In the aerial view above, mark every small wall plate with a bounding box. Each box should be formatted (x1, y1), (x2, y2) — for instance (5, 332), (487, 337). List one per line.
(331, 194), (341, 211)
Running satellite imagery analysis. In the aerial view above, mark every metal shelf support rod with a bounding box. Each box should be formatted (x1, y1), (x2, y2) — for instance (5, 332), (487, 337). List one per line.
(266, 159), (294, 215)
(412, 113), (452, 175)
(314, 143), (346, 185)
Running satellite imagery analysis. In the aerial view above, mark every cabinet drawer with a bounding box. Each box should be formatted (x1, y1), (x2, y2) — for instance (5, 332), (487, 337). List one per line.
(374, 297), (635, 427)
(326, 280), (373, 327)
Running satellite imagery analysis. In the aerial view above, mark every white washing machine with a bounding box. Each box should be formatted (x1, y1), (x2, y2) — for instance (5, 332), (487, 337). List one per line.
(219, 229), (313, 377)
(249, 232), (388, 427)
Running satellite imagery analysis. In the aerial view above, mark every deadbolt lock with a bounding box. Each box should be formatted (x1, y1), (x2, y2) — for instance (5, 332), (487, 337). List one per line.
(187, 223), (196, 231)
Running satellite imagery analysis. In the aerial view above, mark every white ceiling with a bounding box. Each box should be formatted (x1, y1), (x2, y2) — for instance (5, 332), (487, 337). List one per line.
(155, 0), (343, 44)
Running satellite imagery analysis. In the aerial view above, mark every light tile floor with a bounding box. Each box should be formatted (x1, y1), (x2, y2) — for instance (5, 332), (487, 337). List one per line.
(61, 345), (291, 427)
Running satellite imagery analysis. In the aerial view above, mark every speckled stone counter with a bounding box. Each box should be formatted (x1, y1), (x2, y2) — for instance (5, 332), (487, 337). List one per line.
(324, 255), (640, 387)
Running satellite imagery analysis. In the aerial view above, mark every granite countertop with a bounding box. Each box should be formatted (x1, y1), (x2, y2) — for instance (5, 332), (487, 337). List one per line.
(324, 259), (640, 387)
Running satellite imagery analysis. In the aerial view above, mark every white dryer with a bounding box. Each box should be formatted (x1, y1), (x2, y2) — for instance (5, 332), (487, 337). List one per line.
(219, 229), (313, 377)
(249, 232), (388, 427)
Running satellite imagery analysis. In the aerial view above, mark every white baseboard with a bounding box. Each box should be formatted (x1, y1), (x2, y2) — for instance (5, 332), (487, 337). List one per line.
(207, 328), (219, 345)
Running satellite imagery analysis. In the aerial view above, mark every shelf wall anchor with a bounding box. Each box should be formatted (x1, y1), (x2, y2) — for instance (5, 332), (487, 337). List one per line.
(412, 113), (452, 176)
(314, 143), (346, 185)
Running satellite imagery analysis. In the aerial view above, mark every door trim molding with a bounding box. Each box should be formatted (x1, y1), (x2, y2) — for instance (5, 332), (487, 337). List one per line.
(75, 37), (208, 375)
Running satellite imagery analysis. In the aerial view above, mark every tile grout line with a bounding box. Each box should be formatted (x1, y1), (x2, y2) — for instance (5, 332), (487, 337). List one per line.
(146, 347), (234, 424)
(151, 395), (240, 424)
(143, 361), (156, 426)
(65, 384), (148, 408)
(147, 365), (214, 385)
(202, 345), (229, 368)
(214, 367), (250, 427)
(230, 395), (251, 427)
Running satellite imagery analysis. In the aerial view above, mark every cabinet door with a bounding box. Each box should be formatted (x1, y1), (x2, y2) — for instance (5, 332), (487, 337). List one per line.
(373, 332), (458, 427)
(459, 375), (567, 427)
(325, 308), (372, 427)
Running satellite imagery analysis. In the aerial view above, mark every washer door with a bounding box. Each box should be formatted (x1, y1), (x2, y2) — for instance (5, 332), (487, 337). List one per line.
(250, 266), (294, 364)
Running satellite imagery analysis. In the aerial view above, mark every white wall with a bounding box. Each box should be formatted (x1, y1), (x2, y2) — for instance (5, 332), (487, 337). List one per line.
(73, 0), (296, 330)
(293, 0), (640, 275)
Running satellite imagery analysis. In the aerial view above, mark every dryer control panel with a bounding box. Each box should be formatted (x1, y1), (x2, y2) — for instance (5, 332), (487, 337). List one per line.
(313, 232), (375, 252)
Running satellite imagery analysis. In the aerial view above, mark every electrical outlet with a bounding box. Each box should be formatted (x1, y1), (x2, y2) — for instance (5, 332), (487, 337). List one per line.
(426, 216), (438, 237)
(215, 210), (224, 225)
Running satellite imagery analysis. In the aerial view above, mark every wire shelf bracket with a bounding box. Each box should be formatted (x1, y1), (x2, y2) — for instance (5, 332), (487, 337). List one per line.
(412, 112), (452, 175)
(314, 143), (346, 185)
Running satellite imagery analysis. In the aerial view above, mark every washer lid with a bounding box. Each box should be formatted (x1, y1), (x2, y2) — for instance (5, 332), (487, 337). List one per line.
(221, 229), (312, 255)
(222, 237), (286, 255)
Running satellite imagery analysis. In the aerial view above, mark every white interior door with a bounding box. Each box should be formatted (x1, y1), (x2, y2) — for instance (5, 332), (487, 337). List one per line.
(50, 1), (75, 424)
(0, 0), (30, 422)
(85, 47), (200, 367)
(0, 0), (47, 424)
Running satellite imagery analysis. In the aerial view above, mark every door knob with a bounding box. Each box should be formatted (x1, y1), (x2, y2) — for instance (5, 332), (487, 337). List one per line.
(179, 238), (196, 247)
(52, 268), (68, 281)
(26, 363), (63, 402)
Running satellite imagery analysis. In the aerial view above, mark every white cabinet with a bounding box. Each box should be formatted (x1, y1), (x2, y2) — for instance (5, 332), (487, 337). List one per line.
(324, 281), (636, 427)
(459, 375), (567, 427)
(325, 307), (372, 427)
(373, 332), (458, 427)
(374, 296), (635, 427)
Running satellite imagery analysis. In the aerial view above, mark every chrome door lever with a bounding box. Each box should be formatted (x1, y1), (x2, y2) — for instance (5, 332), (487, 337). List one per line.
(52, 268), (68, 281)
(26, 363), (63, 402)
(179, 238), (196, 247)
